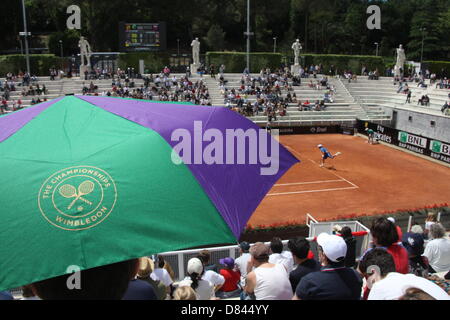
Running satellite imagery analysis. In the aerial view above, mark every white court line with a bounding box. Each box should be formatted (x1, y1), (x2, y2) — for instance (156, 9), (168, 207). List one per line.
(268, 186), (358, 196)
(274, 179), (344, 187)
(285, 145), (360, 189)
(331, 172), (359, 188)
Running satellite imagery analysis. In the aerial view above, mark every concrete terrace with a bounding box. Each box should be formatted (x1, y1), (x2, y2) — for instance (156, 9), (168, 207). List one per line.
(1, 73), (449, 125)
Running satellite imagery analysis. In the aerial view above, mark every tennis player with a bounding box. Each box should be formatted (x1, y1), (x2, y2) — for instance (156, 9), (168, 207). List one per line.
(365, 128), (375, 144)
(317, 144), (341, 167)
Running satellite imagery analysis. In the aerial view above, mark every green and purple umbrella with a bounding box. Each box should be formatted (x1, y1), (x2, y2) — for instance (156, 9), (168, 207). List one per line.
(0, 96), (298, 291)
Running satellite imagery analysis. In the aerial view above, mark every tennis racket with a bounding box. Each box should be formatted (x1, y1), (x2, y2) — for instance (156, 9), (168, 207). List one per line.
(59, 181), (94, 210)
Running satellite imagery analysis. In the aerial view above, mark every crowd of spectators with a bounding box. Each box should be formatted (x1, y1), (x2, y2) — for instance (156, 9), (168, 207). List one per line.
(435, 78), (450, 90)
(2, 215), (448, 300)
(0, 71), (49, 113)
(1, 97), (23, 114)
(1, 72), (37, 100)
(220, 68), (336, 120)
(395, 74), (450, 111)
(21, 84), (48, 97)
(84, 69), (212, 106)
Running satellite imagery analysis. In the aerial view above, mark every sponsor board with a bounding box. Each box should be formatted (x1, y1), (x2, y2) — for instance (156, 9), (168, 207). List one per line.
(430, 140), (450, 164)
(358, 120), (450, 165)
(398, 132), (427, 148)
(265, 125), (341, 135)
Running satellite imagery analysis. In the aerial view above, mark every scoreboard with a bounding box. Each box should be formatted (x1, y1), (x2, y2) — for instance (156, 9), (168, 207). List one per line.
(119, 22), (167, 52)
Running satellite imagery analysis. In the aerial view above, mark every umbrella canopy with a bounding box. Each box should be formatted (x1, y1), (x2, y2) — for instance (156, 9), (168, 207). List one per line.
(0, 96), (298, 291)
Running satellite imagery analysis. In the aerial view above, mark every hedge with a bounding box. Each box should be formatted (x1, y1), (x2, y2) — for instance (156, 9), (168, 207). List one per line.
(301, 54), (386, 75)
(117, 52), (170, 74)
(422, 61), (450, 77)
(204, 52), (388, 75)
(0, 54), (64, 76)
(206, 52), (282, 73)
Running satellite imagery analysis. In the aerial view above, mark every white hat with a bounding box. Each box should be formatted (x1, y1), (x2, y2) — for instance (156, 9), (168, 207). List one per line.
(317, 233), (347, 262)
(317, 144), (323, 148)
(332, 225), (342, 233)
(411, 225), (424, 234)
(387, 217), (395, 223)
(187, 257), (203, 275)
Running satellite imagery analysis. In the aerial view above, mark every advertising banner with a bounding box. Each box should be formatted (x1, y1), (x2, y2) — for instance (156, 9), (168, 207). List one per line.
(271, 125), (342, 135)
(358, 120), (450, 164)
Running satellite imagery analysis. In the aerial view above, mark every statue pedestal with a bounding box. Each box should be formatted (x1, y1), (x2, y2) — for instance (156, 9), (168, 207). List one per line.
(190, 63), (200, 74)
(291, 64), (301, 76)
(394, 65), (403, 78)
(79, 65), (91, 77)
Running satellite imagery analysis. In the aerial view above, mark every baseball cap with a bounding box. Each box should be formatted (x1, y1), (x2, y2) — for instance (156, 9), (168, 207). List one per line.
(239, 241), (250, 252)
(187, 257), (203, 275)
(249, 242), (270, 260)
(387, 217), (396, 223)
(317, 144), (323, 148)
(316, 233), (347, 262)
(219, 257), (235, 268)
(403, 233), (424, 256)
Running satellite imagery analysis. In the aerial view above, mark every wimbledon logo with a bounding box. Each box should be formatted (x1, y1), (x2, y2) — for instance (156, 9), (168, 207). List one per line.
(38, 166), (117, 231)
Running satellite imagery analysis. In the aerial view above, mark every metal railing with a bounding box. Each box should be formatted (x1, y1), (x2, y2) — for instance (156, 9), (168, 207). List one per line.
(307, 216), (371, 260)
(306, 213), (318, 227)
(159, 213), (371, 281)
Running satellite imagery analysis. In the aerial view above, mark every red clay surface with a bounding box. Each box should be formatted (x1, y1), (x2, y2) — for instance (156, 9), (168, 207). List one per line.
(248, 134), (450, 227)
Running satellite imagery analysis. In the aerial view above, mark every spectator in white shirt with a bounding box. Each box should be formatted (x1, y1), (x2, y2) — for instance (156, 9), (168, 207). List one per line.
(244, 242), (293, 300)
(370, 272), (449, 300)
(269, 237), (293, 273)
(150, 255), (173, 296)
(423, 223), (450, 273)
(359, 248), (449, 300)
(178, 258), (215, 300)
(197, 250), (225, 292)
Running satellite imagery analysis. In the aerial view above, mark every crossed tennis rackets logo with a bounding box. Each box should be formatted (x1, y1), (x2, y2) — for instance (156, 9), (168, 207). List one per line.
(59, 181), (95, 210)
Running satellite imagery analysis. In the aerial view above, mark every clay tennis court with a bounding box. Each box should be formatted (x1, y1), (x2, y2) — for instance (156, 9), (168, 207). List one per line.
(248, 134), (450, 227)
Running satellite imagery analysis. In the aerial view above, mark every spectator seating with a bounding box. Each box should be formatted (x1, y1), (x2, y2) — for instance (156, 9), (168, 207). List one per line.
(343, 76), (450, 117)
(202, 73), (391, 124)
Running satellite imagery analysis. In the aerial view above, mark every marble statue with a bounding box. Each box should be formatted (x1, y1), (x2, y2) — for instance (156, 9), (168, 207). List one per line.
(291, 39), (302, 66)
(394, 44), (406, 77)
(78, 36), (92, 67)
(191, 38), (200, 66)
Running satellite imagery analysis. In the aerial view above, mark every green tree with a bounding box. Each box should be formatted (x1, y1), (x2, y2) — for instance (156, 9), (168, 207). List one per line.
(407, 0), (444, 61)
(48, 29), (80, 57)
(1, 0), (449, 61)
(204, 25), (226, 51)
